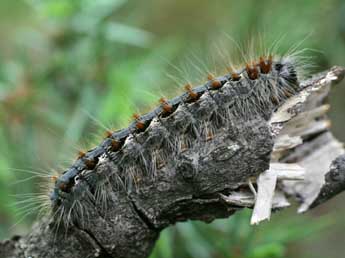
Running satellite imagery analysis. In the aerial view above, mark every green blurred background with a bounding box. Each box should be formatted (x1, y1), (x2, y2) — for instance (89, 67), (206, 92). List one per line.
(1, 0), (345, 257)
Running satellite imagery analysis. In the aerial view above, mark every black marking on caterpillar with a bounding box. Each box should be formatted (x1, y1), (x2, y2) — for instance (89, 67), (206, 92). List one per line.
(50, 55), (301, 227)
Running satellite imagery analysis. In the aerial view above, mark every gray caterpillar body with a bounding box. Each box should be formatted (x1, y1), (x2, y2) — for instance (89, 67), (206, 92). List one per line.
(50, 55), (300, 227)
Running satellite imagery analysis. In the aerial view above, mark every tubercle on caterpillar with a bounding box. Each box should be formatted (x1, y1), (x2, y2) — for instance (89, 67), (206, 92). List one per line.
(49, 53), (302, 224)
(184, 83), (200, 102)
(159, 97), (174, 116)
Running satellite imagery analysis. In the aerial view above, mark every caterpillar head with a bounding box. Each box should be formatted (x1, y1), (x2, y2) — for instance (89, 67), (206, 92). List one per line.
(274, 57), (299, 86)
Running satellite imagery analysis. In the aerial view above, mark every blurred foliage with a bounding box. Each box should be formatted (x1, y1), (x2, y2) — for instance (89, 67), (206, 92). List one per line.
(1, 0), (345, 257)
(150, 210), (334, 258)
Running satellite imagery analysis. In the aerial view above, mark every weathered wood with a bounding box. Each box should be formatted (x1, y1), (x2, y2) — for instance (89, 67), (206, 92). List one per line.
(1, 66), (345, 258)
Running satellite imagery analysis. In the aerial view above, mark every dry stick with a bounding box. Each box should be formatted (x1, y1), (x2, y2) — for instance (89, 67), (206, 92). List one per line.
(1, 66), (345, 258)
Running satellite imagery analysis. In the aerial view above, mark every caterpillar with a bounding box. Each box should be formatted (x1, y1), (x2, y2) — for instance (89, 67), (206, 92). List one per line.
(48, 51), (304, 228)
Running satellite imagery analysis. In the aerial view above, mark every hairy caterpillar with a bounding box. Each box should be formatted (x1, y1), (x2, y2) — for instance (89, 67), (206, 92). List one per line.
(47, 50), (305, 228)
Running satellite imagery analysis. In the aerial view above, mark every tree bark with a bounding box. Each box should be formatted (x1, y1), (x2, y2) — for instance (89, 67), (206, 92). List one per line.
(1, 66), (345, 258)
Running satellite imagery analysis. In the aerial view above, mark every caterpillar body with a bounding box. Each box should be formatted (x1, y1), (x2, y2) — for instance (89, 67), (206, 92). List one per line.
(50, 54), (301, 226)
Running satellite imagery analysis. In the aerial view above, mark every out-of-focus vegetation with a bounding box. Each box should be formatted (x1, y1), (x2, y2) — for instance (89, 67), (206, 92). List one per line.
(1, 0), (345, 257)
